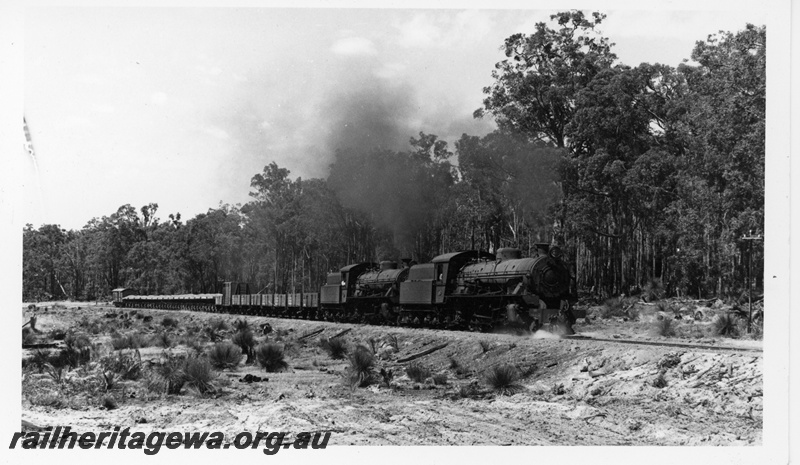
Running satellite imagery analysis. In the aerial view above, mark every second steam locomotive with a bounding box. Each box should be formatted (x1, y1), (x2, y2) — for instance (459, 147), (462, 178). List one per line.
(114, 244), (582, 334)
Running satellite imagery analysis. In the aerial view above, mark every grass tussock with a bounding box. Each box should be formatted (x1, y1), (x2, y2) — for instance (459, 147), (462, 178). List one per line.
(30, 349), (52, 373)
(320, 337), (348, 359)
(101, 395), (118, 410)
(432, 373), (448, 386)
(255, 343), (288, 372)
(599, 296), (639, 319)
(153, 331), (174, 348)
(713, 313), (740, 338)
(346, 345), (375, 388)
(182, 357), (216, 394)
(405, 362), (431, 383)
(643, 278), (664, 302)
(232, 329), (256, 363)
(60, 332), (92, 368)
(484, 364), (521, 395)
(654, 317), (677, 337)
(161, 317), (179, 329)
(111, 332), (150, 350)
(208, 342), (242, 369)
(155, 353), (187, 395)
(232, 319), (251, 332)
(208, 318), (230, 332)
(98, 350), (142, 381)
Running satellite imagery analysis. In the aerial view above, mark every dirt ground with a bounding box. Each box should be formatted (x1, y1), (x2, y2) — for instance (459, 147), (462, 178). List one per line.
(20, 301), (762, 446)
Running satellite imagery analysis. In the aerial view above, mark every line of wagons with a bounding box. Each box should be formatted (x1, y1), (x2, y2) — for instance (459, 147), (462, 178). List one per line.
(113, 245), (584, 333)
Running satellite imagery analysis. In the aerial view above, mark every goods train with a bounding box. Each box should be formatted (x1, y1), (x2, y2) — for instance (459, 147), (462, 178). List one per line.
(113, 244), (583, 334)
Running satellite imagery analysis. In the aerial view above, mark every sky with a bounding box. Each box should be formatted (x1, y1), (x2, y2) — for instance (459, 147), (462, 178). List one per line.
(19, 5), (768, 230)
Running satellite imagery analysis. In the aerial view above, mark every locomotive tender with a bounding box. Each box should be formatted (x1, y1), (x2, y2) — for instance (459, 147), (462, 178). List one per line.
(114, 244), (582, 333)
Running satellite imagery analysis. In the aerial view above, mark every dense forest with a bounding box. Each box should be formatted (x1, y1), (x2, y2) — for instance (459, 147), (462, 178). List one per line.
(22, 12), (765, 302)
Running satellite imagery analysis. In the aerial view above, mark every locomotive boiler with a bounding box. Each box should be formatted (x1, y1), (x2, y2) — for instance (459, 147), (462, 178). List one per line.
(451, 245), (577, 333)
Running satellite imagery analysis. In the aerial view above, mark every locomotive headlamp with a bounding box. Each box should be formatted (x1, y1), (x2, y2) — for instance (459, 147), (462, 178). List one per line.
(549, 246), (562, 259)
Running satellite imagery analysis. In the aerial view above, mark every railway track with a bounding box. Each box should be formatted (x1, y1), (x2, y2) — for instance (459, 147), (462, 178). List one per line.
(564, 334), (763, 355)
(124, 304), (763, 357)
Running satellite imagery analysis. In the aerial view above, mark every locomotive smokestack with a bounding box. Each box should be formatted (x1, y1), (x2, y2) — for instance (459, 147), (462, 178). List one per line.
(535, 243), (550, 257)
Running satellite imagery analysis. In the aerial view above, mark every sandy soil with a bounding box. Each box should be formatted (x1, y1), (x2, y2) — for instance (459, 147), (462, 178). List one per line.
(20, 301), (762, 446)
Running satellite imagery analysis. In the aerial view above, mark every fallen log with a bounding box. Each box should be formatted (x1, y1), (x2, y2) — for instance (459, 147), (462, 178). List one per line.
(297, 328), (325, 341)
(397, 343), (448, 363)
(23, 342), (59, 349)
(330, 328), (352, 339)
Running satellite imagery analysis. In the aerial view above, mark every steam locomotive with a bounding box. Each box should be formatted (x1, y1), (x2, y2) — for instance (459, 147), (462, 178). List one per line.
(113, 244), (582, 334)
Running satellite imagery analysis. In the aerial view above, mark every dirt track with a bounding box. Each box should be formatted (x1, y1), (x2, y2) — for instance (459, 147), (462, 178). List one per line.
(21, 303), (762, 446)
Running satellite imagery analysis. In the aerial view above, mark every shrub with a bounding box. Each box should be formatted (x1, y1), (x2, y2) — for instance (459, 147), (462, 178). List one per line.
(161, 317), (179, 329)
(405, 363), (431, 383)
(101, 395), (118, 410)
(654, 317), (676, 337)
(601, 297), (627, 318)
(184, 337), (205, 355)
(449, 356), (470, 376)
(346, 345), (375, 388)
(99, 351), (142, 381)
(432, 373), (448, 386)
(111, 332), (150, 350)
(643, 278), (664, 302)
(61, 332), (92, 367)
(652, 371), (668, 388)
(367, 337), (379, 354)
(22, 328), (36, 346)
(255, 343), (288, 372)
(232, 319), (250, 332)
(657, 352), (682, 370)
(183, 357), (216, 394)
(379, 368), (393, 387)
(156, 354), (186, 395)
(48, 328), (67, 341)
(458, 382), (480, 399)
(320, 337), (348, 359)
(44, 364), (66, 384)
(713, 313), (740, 338)
(208, 318), (229, 332)
(232, 329), (256, 363)
(30, 349), (52, 373)
(153, 331), (174, 348)
(208, 342), (242, 369)
(485, 364), (521, 395)
(204, 326), (224, 343)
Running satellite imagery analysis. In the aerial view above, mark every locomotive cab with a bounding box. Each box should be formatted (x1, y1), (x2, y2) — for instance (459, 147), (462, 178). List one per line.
(320, 262), (377, 306)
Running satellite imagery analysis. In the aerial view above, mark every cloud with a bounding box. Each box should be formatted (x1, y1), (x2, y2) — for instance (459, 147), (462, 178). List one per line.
(395, 11), (495, 49)
(331, 37), (377, 56)
(150, 92), (167, 105)
(396, 14), (440, 48)
(201, 125), (230, 140)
